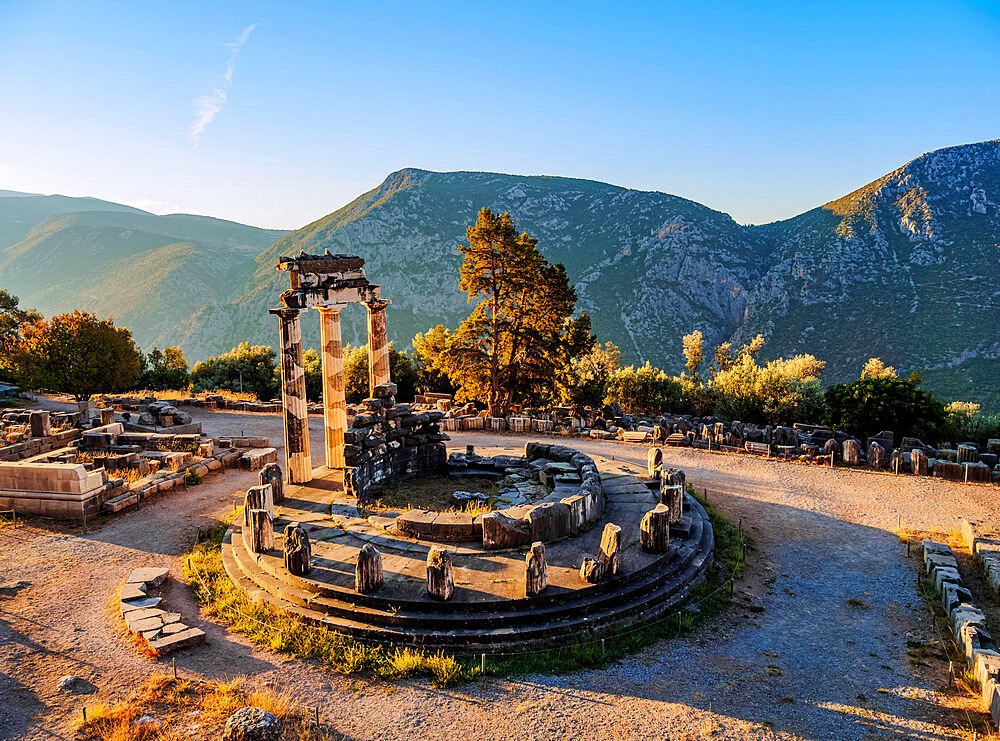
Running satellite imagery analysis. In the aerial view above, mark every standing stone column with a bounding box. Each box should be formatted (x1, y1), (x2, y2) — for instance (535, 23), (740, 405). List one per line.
(640, 503), (671, 553)
(426, 547), (454, 600)
(365, 299), (392, 394)
(318, 307), (347, 469)
(525, 542), (547, 596)
(271, 308), (312, 484)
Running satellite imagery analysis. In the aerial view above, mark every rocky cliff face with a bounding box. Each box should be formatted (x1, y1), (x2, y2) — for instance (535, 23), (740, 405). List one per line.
(2, 141), (997, 407)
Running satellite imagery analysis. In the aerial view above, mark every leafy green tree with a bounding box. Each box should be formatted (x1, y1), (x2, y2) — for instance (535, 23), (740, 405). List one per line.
(5, 310), (142, 399)
(140, 346), (190, 390)
(682, 330), (705, 379)
(943, 401), (1000, 445)
(343, 343), (419, 403)
(412, 325), (455, 395)
(560, 340), (622, 408)
(444, 208), (593, 413)
(190, 343), (279, 400)
(605, 363), (686, 415)
(712, 354), (825, 425)
(303, 348), (323, 402)
(710, 334), (764, 376)
(824, 374), (946, 442)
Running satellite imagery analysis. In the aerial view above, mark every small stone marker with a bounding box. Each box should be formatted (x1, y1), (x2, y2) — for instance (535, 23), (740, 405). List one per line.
(426, 547), (454, 600)
(599, 523), (622, 577)
(525, 541), (547, 596)
(247, 509), (274, 553)
(259, 463), (284, 504)
(283, 522), (311, 576)
(355, 543), (383, 593)
(580, 556), (603, 583)
(842, 439), (862, 466)
(647, 447), (663, 478)
(640, 503), (671, 553)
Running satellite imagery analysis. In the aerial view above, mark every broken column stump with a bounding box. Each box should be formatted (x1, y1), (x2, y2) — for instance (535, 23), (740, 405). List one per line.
(867, 441), (887, 470)
(911, 448), (928, 476)
(244, 483), (274, 522)
(580, 556), (603, 584)
(599, 523), (622, 577)
(426, 547), (454, 600)
(660, 468), (685, 523)
(640, 503), (671, 553)
(842, 439), (862, 466)
(356, 543), (383, 593)
(283, 522), (311, 576)
(647, 447), (663, 478)
(247, 509), (274, 553)
(525, 541), (547, 596)
(259, 463), (284, 504)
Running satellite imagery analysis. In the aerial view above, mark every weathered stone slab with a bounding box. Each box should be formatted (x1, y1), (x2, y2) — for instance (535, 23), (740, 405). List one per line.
(127, 567), (169, 588)
(482, 511), (531, 549)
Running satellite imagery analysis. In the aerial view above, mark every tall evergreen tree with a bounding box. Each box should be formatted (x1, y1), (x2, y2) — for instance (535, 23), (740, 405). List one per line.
(445, 208), (593, 413)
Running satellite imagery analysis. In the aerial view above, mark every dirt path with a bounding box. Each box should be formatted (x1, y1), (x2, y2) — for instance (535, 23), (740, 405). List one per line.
(1, 410), (992, 740)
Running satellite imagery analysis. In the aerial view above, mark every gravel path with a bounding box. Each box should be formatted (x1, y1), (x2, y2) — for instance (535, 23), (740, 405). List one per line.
(1, 408), (990, 740)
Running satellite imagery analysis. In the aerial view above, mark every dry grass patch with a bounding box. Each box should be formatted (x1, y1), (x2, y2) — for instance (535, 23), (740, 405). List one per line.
(360, 475), (499, 515)
(77, 674), (339, 741)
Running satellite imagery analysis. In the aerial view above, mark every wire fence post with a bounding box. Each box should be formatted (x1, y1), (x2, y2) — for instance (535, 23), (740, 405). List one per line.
(481, 653), (486, 675)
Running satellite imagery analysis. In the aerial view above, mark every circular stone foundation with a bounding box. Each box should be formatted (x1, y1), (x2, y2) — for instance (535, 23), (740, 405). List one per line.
(223, 443), (715, 654)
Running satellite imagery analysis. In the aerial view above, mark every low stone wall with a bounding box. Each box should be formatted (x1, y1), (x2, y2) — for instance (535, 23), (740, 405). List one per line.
(343, 384), (449, 499)
(921, 538), (1000, 727)
(392, 442), (605, 548)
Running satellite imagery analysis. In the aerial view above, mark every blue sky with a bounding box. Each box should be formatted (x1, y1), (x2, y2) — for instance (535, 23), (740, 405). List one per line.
(1, 0), (999, 229)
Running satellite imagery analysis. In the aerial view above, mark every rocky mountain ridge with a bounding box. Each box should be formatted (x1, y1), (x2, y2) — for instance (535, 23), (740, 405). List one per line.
(1, 141), (997, 409)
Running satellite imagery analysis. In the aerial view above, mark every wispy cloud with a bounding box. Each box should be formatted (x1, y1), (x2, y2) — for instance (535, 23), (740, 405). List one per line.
(190, 23), (258, 145)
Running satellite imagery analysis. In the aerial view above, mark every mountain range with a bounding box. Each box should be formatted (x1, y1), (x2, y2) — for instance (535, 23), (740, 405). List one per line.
(1, 141), (998, 412)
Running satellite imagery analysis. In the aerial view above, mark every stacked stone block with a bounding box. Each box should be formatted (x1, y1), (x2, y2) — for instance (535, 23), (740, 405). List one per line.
(343, 383), (449, 498)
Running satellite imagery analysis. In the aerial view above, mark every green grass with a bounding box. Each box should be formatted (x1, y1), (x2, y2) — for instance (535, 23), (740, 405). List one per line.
(186, 484), (745, 682)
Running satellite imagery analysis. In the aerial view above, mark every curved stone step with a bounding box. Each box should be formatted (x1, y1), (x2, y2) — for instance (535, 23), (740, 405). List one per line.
(222, 515), (713, 653)
(219, 499), (715, 652)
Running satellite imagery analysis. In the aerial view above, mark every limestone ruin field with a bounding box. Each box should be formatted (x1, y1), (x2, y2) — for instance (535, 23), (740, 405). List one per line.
(1, 401), (996, 740)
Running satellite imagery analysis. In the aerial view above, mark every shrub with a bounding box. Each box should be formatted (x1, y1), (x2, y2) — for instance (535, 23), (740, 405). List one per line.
(712, 354), (825, 426)
(943, 401), (1000, 445)
(824, 374), (946, 442)
(605, 363), (685, 415)
(190, 343), (278, 401)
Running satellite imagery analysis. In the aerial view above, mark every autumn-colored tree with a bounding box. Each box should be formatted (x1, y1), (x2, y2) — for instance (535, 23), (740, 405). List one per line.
(711, 334), (764, 376)
(443, 208), (593, 413)
(860, 357), (897, 379)
(0, 290), (41, 360)
(6, 311), (142, 399)
(412, 325), (455, 395)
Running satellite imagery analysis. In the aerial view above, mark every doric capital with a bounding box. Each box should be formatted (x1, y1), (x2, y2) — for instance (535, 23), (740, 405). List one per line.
(364, 299), (392, 311)
(269, 307), (303, 320)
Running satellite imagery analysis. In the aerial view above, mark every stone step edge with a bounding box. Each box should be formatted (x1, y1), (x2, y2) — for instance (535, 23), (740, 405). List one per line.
(221, 518), (713, 652)
(230, 492), (701, 615)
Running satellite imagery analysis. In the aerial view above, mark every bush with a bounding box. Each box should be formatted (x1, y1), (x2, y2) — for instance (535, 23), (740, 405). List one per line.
(605, 363), (686, 415)
(711, 355), (825, 426)
(824, 374), (947, 442)
(140, 346), (189, 391)
(5, 310), (142, 399)
(343, 343), (419, 403)
(943, 401), (1000, 445)
(190, 343), (279, 401)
